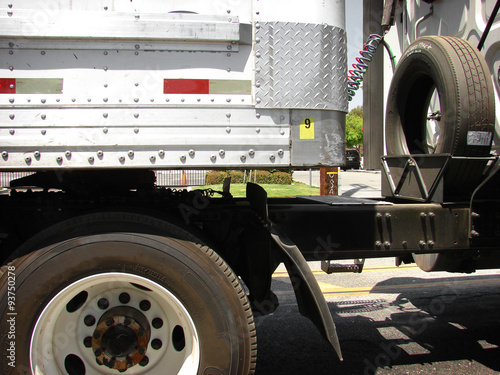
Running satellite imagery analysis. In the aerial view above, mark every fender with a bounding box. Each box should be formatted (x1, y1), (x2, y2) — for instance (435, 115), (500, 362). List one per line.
(246, 183), (342, 360)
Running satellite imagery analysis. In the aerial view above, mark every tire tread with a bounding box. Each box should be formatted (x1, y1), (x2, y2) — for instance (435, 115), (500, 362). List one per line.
(199, 244), (257, 375)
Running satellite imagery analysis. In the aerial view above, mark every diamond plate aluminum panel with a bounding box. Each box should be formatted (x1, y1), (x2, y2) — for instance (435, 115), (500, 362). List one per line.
(255, 22), (348, 112)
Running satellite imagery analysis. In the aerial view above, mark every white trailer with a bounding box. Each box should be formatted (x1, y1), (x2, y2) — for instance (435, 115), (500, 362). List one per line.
(0, 0), (347, 170)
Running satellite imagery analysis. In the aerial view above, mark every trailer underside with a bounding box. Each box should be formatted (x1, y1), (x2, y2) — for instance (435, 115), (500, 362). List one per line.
(1, 161), (499, 306)
(0, 159), (498, 372)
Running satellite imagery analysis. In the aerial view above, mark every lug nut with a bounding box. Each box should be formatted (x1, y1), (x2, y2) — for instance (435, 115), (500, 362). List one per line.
(97, 298), (109, 310)
(106, 318), (114, 327)
(139, 356), (149, 367)
(139, 300), (151, 311)
(83, 336), (93, 348)
(104, 357), (116, 368)
(102, 357), (111, 367)
(84, 315), (96, 327)
(151, 339), (163, 350)
(119, 292), (131, 304)
(152, 318), (163, 329)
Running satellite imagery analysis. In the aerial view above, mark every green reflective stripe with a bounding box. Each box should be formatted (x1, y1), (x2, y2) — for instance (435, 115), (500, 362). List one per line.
(15, 78), (63, 94)
(208, 80), (251, 95)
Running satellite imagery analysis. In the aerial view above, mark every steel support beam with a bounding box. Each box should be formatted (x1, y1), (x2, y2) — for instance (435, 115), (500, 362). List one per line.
(363, 0), (385, 170)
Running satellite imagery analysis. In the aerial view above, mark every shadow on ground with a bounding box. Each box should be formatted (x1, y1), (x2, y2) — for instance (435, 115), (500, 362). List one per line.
(254, 276), (500, 374)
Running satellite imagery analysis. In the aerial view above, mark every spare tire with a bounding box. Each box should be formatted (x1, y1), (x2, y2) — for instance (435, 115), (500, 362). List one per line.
(386, 36), (495, 273)
(386, 36), (495, 160)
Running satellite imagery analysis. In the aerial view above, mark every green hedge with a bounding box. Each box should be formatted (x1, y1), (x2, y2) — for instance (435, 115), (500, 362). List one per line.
(206, 170), (293, 185)
(255, 170), (271, 184)
(270, 171), (292, 184)
(205, 171), (228, 185)
(228, 170), (244, 183)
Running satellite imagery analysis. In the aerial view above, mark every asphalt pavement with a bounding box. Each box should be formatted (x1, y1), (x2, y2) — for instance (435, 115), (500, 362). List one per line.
(255, 258), (500, 375)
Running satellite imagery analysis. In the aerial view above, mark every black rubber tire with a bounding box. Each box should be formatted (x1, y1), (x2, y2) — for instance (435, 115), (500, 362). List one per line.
(386, 36), (495, 159)
(412, 252), (475, 273)
(0, 233), (257, 375)
(386, 36), (495, 272)
(5, 211), (208, 263)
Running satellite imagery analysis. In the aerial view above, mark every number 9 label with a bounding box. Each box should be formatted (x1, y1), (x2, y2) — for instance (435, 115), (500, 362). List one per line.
(300, 117), (315, 139)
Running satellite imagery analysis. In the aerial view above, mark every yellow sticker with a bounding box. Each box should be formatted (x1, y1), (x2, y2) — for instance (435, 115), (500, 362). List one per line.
(300, 117), (315, 139)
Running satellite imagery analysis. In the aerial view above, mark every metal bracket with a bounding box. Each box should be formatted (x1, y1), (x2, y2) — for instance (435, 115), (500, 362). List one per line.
(381, 154), (449, 202)
(321, 259), (365, 274)
(381, 154), (496, 203)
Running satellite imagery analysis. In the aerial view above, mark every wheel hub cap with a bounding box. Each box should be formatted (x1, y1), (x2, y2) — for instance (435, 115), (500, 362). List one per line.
(92, 307), (150, 371)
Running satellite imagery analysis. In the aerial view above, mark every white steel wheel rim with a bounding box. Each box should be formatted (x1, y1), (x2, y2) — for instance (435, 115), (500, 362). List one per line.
(425, 88), (441, 154)
(30, 272), (200, 375)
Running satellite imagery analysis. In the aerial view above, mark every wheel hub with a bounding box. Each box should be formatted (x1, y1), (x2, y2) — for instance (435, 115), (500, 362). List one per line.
(30, 272), (200, 375)
(91, 306), (151, 371)
(102, 325), (137, 357)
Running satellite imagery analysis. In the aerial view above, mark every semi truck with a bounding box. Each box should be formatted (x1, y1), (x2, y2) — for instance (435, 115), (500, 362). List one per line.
(0, 0), (498, 374)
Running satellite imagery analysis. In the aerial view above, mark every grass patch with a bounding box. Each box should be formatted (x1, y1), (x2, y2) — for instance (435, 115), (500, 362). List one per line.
(195, 181), (320, 198)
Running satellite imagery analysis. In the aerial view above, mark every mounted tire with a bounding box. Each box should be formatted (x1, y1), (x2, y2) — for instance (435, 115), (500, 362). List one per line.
(0, 233), (257, 375)
(386, 36), (495, 272)
(385, 35), (495, 165)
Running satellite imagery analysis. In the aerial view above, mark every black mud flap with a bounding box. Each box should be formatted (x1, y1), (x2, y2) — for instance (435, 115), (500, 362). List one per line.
(246, 183), (342, 360)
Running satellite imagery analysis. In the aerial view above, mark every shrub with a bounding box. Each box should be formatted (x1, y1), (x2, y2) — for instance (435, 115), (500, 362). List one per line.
(228, 170), (244, 183)
(255, 170), (271, 184)
(205, 171), (228, 185)
(269, 168), (294, 178)
(270, 171), (292, 185)
(206, 170), (293, 185)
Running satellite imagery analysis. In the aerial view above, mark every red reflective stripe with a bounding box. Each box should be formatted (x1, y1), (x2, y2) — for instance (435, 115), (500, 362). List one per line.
(164, 79), (209, 94)
(0, 79), (16, 94)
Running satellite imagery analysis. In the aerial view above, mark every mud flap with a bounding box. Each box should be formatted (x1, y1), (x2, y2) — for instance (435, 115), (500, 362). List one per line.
(246, 183), (342, 360)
